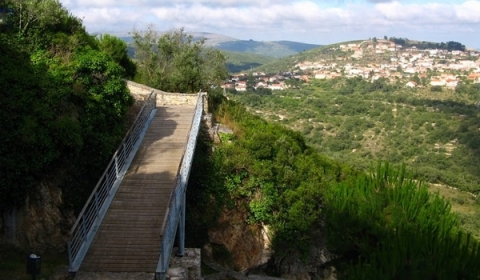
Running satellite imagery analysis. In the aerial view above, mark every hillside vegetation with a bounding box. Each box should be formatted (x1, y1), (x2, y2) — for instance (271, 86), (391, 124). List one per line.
(186, 91), (480, 278)
(207, 39), (320, 58)
(222, 50), (276, 73)
(232, 78), (480, 238)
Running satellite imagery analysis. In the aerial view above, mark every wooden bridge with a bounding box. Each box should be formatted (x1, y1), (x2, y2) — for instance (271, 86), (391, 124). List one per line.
(68, 83), (205, 279)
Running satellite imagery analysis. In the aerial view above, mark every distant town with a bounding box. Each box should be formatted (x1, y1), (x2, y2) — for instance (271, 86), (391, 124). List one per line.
(223, 39), (480, 92)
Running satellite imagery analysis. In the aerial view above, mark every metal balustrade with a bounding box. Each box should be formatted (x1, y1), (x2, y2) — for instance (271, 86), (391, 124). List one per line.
(156, 92), (205, 280)
(67, 91), (157, 273)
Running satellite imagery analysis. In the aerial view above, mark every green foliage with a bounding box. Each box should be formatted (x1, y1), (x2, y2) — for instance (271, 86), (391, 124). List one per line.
(96, 34), (136, 78)
(222, 50), (276, 73)
(5, 0), (95, 52)
(456, 82), (480, 96)
(202, 96), (352, 256)
(431, 85), (443, 92)
(0, 5), (133, 211)
(186, 109), (229, 247)
(0, 39), (56, 208)
(194, 89), (480, 277)
(324, 162), (480, 279)
(246, 72), (256, 92)
(133, 26), (228, 92)
(231, 80), (480, 196)
(337, 77), (394, 95)
(216, 40), (320, 59)
(388, 37), (466, 51)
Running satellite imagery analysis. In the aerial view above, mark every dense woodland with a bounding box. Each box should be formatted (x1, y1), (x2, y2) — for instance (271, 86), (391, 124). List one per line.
(1, 1), (480, 278)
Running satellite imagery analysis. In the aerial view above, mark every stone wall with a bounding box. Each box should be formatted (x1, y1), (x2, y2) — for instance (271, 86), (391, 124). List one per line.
(126, 80), (202, 107)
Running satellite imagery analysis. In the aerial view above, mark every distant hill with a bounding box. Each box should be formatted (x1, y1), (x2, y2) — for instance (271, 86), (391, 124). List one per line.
(221, 50), (276, 73)
(192, 32), (321, 58)
(212, 39), (320, 58)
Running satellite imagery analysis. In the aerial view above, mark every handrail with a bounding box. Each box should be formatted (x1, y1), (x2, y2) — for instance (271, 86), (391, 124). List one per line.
(156, 91), (205, 278)
(67, 91), (157, 272)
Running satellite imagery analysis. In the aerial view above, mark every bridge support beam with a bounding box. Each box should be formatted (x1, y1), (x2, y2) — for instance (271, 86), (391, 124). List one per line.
(176, 193), (186, 257)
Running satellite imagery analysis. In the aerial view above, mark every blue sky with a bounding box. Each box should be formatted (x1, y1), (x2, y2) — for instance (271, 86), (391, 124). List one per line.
(60, 0), (480, 49)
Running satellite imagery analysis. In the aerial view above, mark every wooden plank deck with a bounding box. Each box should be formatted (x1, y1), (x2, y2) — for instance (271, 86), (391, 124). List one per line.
(80, 105), (195, 272)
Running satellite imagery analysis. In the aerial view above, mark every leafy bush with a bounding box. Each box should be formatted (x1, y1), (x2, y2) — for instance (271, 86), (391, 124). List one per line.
(197, 96), (352, 256)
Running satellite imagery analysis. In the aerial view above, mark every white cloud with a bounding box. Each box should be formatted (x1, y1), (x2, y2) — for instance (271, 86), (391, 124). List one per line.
(60, 0), (480, 48)
(375, 1), (480, 25)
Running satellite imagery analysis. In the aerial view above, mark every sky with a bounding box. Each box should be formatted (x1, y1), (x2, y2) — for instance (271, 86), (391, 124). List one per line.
(60, 0), (480, 49)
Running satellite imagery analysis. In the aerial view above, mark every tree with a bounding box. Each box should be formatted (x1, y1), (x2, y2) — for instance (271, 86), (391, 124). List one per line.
(5, 0), (93, 51)
(412, 74), (421, 84)
(8, 0), (66, 36)
(446, 41), (466, 52)
(133, 26), (228, 92)
(246, 72), (256, 92)
(96, 34), (136, 78)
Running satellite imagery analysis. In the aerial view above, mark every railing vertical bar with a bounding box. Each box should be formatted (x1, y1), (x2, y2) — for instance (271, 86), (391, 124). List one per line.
(114, 156), (119, 178)
(81, 216), (86, 242)
(94, 192), (99, 215)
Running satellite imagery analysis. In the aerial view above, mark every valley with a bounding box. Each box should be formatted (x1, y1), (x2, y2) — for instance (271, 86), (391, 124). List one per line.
(231, 81), (480, 239)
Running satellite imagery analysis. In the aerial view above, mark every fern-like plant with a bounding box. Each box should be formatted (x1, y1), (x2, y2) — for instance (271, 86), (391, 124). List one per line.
(324, 162), (480, 279)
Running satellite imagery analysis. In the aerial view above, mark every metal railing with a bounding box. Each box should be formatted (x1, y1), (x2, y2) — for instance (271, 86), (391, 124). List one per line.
(156, 92), (205, 279)
(67, 91), (157, 272)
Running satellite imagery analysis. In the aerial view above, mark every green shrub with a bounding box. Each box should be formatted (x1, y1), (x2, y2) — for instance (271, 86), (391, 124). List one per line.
(324, 162), (480, 279)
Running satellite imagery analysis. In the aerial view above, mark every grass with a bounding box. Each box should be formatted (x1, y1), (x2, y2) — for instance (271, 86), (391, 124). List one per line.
(0, 244), (69, 280)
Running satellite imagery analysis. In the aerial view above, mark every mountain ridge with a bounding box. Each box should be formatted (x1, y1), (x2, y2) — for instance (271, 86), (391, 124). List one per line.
(194, 32), (321, 58)
(121, 31), (322, 59)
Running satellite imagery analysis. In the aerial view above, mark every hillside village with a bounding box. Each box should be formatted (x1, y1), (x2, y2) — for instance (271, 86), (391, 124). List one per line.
(223, 39), (480, 92)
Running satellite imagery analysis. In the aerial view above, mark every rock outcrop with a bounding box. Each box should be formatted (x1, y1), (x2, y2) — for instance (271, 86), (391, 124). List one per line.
(1, 182), (74, 253)
(205, 203), (336, 280)
(205, 203), (271, 272)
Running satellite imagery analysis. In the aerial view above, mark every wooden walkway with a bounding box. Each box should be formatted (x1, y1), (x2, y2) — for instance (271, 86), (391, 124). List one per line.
(80, 105), (195, 272)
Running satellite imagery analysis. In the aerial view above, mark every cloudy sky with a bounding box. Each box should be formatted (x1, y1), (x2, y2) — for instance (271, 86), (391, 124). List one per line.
(60, 0), (480, 49)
